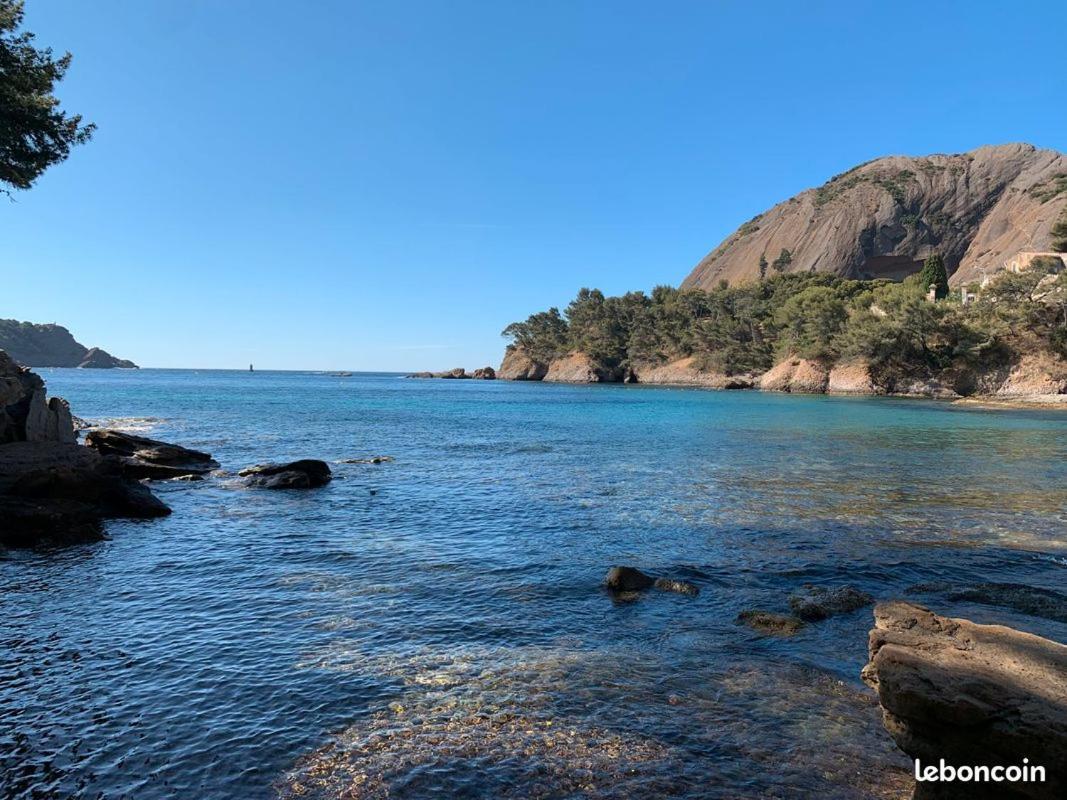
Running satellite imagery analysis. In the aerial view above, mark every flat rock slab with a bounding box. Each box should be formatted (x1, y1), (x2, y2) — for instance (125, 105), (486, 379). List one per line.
(862, 601), (1067, 799)
(85, 429), (219, 480)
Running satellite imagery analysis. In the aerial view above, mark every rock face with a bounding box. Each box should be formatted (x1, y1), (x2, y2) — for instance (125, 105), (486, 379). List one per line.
(85, 429), (219, 480)
(862, 601), (1067, 800)
(827, 359), (881, 395)
(0, 319), (138, 368)
(632, 357), (756, 388)
(498, 347), (549, 381)
(544, 352), (622, 383)
(759, 358), (831, 393)
(1, 350), (76, 445)
(0, 441), (171, 547)
(683, 144), (1067, 290)
(239, 459), (332, 489)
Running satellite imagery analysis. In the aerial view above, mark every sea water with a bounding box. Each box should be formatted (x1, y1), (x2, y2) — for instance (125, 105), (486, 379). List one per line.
(3, 369), (1066, 798)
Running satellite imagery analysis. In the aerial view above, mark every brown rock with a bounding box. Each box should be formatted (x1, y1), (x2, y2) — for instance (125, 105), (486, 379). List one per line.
(862, 601), (1067, 799)
(498, 347), (548, 380)
(633, 356), (755, 389)
(544, 352), (622, 383)
(471, 366), (496, 379)
(736, 610), (806, 636)
(759, 358), (830, 393)
(828, 359), (881, 394)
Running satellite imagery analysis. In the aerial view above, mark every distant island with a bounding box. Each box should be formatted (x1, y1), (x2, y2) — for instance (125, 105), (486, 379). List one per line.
(0, 319), (138, 369)
(493, 144), (1067, 404)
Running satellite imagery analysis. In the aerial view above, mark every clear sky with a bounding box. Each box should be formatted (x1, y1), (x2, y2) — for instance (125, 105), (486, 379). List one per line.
(4, 0), (1065, 370)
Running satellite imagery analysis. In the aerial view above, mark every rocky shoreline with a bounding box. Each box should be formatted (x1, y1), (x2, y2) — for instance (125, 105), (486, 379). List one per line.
(489, 347), (1067, 405)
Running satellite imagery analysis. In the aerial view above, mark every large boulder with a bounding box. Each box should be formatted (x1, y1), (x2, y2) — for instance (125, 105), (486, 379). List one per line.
(239, 459), (332, 489)
(862, 601), (1067, 799)
(471, 366), (496, 379)
(85, 429), (219, 480)
(498, 347), (548, 381)
(0, 441), (171, 548)
(1, 350), (75, 444)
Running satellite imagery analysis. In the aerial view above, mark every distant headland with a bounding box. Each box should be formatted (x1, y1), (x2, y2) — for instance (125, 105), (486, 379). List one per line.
(0, 319), (138, 369)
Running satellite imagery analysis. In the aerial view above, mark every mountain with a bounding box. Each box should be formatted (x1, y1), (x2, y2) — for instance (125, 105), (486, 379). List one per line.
(682, 143), (1067, 290)
(0, 320), (138, 368)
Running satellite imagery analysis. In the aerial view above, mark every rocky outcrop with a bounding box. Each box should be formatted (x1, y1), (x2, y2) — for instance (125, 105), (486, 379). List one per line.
(0, 441), (171, 547)
(497, 347), (549, 381)
(683, 144), (1067, 290)
(759, 358), (831, 393)
(239, 459), (332, 489)
(603, 566), (699, 597)
(85, 429), (219, 480)
(77, 347), (138, 369)
(862, 601), (1067, 799)
(0, 320), (138, 368)
(789, 584), (873, 621)
(544, 352), (622, 383)
(1, 350), (76, 444)
(411, 367), (497, 379)
(827, 359), (881, 394)
(471, 366), (496, 379)
(633, 357), (756, 388)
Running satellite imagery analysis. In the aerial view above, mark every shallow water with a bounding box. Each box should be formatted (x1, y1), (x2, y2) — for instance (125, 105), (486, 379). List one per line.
(3, 369), (1066, 799)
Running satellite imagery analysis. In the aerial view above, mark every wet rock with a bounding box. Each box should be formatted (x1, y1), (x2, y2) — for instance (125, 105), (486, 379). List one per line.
(339, 455), (395, 464)
(604, 565), (655, 592)
(239, 459), (332, 489)
(84, 429), (219, 480)
(862, 601), (1067, 800)
(789, 584), (873, 621)
(604, 566), (699, 596)
(909, 581), (1067, 624)
(653, 577), (700, 596)
(0, 441), (171, 548)
(736, 610), (806, 636)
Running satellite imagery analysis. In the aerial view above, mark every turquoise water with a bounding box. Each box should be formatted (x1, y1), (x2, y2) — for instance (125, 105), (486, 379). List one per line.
(3, 369), (1066, 799)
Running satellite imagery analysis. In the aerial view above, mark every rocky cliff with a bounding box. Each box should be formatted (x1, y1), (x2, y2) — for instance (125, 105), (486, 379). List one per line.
(683, 143), (1067, 290)
(0, 319), (138, 368)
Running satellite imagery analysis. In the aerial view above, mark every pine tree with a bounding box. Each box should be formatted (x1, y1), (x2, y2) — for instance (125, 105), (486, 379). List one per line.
(771, 249), (792, 273)
(758, 255), (768, 280)
(918, 254), (949, 300)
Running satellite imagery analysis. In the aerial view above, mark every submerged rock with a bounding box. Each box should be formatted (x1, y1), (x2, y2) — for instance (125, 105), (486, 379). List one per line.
(736, 610), (806, 636)
(85, 429), (219, 480)
(909, 581), (1067, 624)
(862, 601), (1067, 799)
(239, 459), (332, 489)
(789, 584), (873, 621)
(339, 455), (395, 464)
(603, 566), (699, 596)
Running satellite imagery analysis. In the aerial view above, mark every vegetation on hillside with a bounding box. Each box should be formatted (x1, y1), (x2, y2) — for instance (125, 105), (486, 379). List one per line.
(0, 0), (94, 193)
(502, 259), (1067, 378)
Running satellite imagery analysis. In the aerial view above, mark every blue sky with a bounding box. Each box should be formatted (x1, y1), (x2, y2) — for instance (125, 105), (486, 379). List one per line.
(4, 0), (1065, 370)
